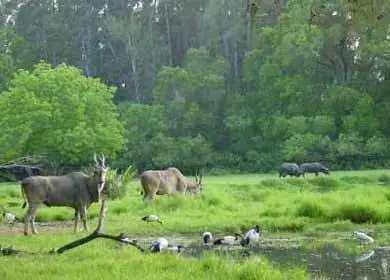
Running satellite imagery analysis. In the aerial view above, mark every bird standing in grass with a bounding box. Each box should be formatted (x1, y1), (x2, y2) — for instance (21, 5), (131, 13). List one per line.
(202, 232), (213, 245)
(240, 225), (261, 247)
(213, 233), (242, 246)
(150, 237), (169, 252)
(353, 231), (374, 246)
(2, 211), (20, 225)
(141, 214), (163, 224)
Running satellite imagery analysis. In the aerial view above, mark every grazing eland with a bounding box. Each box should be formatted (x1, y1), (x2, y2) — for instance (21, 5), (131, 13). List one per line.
(140, 167), (202, 201)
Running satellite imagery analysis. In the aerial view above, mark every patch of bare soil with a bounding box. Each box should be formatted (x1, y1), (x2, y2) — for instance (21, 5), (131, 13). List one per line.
(0, 221), (73, 235)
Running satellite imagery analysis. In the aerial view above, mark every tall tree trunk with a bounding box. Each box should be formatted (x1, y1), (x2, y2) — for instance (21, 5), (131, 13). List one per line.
(164, 1), (173, 66)
(127, 34), (140, 103)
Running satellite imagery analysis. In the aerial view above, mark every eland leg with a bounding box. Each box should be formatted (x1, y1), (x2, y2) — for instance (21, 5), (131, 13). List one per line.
(80, 206), (89, 232)
(24, 203), (39, 236)
(30, 205), (40, 235)
(143, 193), (154, 201)
(74, 209), (80, 232)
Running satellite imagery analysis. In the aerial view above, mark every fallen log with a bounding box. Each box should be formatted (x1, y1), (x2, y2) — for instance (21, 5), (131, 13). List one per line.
(55, 199), (145, 253)
(1, 199), (145, 256)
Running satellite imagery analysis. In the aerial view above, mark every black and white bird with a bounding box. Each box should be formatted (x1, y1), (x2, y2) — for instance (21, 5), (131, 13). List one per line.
(213, 233), (242, 246)
(150, 237), (169, 252)
(240, 225), (261, 246)
(353, 231), (374, 246)
(141, 214), (163, 224)
(202, 232), (213, 245)
(166, 244), (185, 253)
(2, 211), (20, 225)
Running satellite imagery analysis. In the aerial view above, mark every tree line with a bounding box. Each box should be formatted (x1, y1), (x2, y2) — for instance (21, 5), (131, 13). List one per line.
(0, 0), (389, 176)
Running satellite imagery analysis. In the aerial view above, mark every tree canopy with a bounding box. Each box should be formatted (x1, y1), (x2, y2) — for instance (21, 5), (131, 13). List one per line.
(0, 0), (389, 174)
(0, 62), (125, 162)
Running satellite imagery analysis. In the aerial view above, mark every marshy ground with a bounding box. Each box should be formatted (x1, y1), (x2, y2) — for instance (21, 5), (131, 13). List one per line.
(1, 170), (390, 279)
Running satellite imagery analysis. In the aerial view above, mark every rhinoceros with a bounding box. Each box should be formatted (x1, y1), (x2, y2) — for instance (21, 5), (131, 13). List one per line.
(279, 163), (302, 178)
(299, 162), (330, 177)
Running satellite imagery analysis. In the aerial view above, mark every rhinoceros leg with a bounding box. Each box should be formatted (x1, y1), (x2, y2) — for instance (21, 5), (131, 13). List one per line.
(24, 203), (40, 236)
(79, 206), (88, 232)
(73, 209), (80, 232)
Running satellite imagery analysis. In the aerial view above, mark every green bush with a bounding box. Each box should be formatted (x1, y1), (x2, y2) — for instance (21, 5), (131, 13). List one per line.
(296, 200), (326, 218)
(329, 203), (382, 224)
(105, 165), (136, 200)
(378, 174), (390, 185)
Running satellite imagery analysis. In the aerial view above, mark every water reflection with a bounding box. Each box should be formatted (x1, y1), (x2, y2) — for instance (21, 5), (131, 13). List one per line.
(129, 235), (390, 280)
(183, 243), (390, 280)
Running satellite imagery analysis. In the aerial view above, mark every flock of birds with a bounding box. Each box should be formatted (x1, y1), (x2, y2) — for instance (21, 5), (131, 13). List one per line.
(141, 214), (376, 254)
(1, 211), (376, 254)
(141, 214), (261, 253)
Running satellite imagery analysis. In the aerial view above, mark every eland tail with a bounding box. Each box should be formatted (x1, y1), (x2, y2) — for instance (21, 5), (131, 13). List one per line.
(21, 183), (27, 209)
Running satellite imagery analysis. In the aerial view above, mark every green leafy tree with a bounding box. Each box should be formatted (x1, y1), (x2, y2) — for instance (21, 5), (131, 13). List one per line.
(115, 102), (168, 171)
(0, 62), (125, 162)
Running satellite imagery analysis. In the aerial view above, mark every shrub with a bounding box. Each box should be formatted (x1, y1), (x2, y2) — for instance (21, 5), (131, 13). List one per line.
(329, 203), (382, 224)
(296, 200), (326, 218)
(104, 165), (136, 200)
(378, 174), (390, 185)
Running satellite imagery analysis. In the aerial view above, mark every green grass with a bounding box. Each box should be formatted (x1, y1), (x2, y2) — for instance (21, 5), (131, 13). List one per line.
(1, 169), (390, 279)
(0, 244), (311, 280)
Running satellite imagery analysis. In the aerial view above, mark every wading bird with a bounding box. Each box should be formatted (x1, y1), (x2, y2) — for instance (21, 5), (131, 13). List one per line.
(213, 233), (242, 246)
(150, 237), (169, 252)
(353, 231), (375, 246)
(141, 214), (163, 224)
(241, 225), (261, 246)
(202, 232), (213, 245)
(2, 211), (20, 225)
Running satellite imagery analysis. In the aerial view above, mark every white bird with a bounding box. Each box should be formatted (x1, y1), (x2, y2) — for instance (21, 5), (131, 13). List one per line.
(202, 232), (213, 245)
(166, 244), (185, 253)
(141, 214), (163, 224)
(150, 237), (169, 252)
(2, 211), (20, 225)
(213, 233), (242, 246)
(241, 225), (261, 246)
(353, 231), (374, 246)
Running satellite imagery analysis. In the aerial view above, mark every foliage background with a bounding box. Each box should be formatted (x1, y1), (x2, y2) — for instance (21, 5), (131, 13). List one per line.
(0, 0), (389, 175)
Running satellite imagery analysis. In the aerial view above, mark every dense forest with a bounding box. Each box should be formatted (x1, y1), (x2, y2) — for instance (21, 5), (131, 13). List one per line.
(0, 0), (389, 175)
